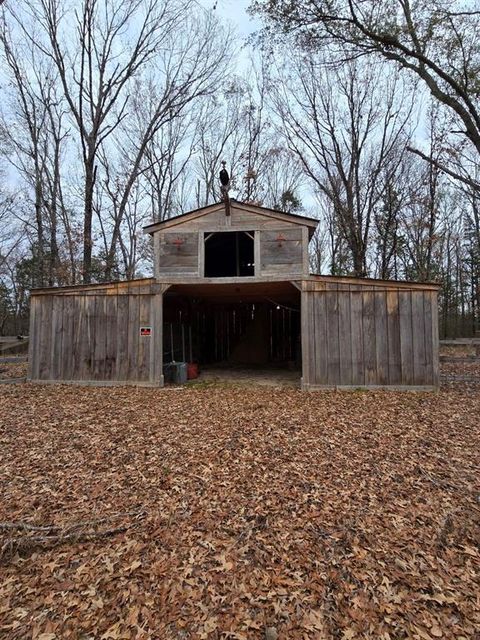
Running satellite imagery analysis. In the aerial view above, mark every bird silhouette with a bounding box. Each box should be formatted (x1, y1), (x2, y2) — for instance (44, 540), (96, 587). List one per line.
(219, 167), (229, 187)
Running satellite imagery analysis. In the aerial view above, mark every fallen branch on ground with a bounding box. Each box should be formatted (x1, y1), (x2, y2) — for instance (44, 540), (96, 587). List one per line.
(0, 510), (146, 561)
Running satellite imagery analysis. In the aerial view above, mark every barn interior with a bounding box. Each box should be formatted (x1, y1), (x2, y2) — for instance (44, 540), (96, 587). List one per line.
(162, 281), (301, 383)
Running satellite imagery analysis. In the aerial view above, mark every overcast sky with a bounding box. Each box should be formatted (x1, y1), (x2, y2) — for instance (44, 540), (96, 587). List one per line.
(197, 0), (261, 36)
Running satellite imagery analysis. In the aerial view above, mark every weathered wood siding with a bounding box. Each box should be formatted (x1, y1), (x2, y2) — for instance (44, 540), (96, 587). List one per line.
(28, 280), (164, 386)
(259, 228), (304, 276)
(158, 232), (199, 276)
(155, 203), (312, 233)
(152, 203), (313, 279)
(301, 279), (439, 389)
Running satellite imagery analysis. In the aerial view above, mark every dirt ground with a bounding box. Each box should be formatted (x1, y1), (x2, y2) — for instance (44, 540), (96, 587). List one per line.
(0, 374), (479, 640)
(193, 365), (301, 387)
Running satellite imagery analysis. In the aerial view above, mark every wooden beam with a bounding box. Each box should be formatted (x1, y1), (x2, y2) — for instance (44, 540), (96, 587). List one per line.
(307, 274), (440, 291)
(150, 290), (163, 386)
(31, 277), (157, 296)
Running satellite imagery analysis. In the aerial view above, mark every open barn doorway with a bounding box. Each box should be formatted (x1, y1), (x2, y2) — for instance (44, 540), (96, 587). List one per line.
(162, 282), (302, 386)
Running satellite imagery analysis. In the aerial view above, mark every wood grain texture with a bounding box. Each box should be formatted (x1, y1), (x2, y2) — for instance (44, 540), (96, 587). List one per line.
(306, 275), (439, 292)
(362, 288), (377, 386)
(386, 290), (402, 385)
(144, 202), (318, 234)
(431, 290), (440, 387)
(75, 296), (89, 381)
(313, 291), (327, 385)
(27, 296), (38, 380)
(300, 289), (311, 387)
(93, 296), (107, 380)
(31, 277), (156, 296)
(260, 228), (304, 276)
(325, 283), (340, 385)
(151, 292), (163, 384)
(374, 291), (388, 386)
(50, 295), (63, 380)
(153, 233), (160, 279)
(29, 287), (159, 386)
(307, 292), (316, 384)
(411, 292), (426, 384)
(261, 244), (303, 263)
(38, 295), (53, 380)
(350, 286), (364, 386)
(104, 295), (118, 380)
(138, 294), (151, 381)
(338, 285), (352, 385)
(116, 295), (129, 381)
(158, 232), (199, 275)
(127, 295), (139, 381)
(198, 232), (205, 278)
(262, 229), (303, 242)
(61, 296), (75, 381)
(399, 291), (414, 386)
(302, 226), (310, 276)
(423, 291), (434, 386)
(305, 283), (438, 388)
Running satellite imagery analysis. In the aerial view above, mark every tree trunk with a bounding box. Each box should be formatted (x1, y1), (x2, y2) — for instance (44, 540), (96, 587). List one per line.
(34, 175), (45, 287)
(82, 155), (96, 284)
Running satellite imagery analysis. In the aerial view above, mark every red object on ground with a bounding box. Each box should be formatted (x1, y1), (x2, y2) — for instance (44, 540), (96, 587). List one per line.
(187, 363), (199, 379)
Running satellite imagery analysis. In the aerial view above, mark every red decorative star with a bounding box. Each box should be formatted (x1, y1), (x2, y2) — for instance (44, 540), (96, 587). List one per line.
(172, 237), (185, 250)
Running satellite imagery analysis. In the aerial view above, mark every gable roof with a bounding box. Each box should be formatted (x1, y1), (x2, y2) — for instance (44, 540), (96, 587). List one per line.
(143, 199), (319, 235)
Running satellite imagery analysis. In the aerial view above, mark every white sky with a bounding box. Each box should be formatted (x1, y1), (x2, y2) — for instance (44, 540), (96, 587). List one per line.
(197, 0), (261, 36)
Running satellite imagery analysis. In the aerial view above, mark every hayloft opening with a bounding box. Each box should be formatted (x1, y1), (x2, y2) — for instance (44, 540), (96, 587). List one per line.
(204, 231), (254, 277)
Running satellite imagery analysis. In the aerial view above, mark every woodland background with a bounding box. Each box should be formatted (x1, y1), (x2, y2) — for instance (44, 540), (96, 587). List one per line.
(0, 0), (479, 339)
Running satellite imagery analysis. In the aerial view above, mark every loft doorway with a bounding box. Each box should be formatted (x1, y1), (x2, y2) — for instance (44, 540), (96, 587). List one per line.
(204, 231), (254, 277)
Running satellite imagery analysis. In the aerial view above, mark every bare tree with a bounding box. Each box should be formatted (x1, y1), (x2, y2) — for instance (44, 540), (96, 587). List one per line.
(0, 26), (51, 285)
(0, 183), (18, 279)
(193, 78), (251, 206)
(252, 0), (480, 192)
(270, 53), (414, 276)
(0, 22), (78, 287)
(94, 8), (231, 280)
(141, 114), (194, 223)
(6, 0), (196, 282)
(308, 221), (329, 275)
(261, 147), (304, 211)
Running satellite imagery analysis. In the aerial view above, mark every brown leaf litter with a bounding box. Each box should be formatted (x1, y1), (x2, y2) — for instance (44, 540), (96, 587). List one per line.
(0, 377), (479, 639)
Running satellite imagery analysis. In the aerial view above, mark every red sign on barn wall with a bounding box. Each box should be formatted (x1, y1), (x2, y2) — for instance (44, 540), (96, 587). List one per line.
(140, 326), (152, 337)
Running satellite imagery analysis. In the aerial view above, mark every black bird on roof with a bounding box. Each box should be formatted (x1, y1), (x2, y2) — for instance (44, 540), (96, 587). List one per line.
(219, 164), (229, 187)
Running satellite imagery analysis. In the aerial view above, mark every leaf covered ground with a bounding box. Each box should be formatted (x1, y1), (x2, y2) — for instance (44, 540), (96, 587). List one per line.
(0, 381), (479, 640)
(0, 361), (28, 380)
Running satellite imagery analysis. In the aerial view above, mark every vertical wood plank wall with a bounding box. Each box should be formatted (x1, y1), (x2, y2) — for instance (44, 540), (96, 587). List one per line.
(28, 280), (164, 386)
(259, 228), (304, 276)
(29, 274), (439, 390)
(302, 280), (439, 389)
(158, 232), (199, 276)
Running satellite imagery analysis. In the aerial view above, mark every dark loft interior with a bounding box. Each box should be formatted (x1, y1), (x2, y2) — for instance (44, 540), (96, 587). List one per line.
(204, 231), (254, 277)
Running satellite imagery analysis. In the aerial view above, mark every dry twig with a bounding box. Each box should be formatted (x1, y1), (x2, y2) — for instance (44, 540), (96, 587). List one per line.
(0, 510), (146, 561)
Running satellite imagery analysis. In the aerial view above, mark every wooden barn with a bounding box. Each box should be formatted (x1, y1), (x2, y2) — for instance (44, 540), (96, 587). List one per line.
(28, 200), (440, 389)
